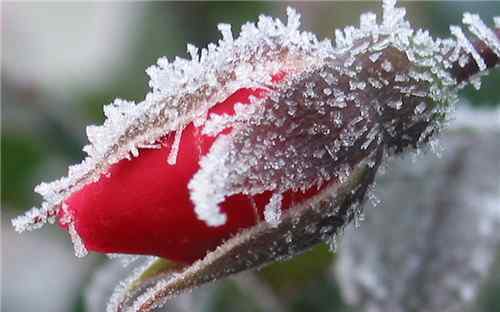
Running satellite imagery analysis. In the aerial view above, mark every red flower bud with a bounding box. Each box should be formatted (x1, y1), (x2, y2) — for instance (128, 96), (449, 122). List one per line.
(12, 3), (499, 288)
(59, 73), (330, 263)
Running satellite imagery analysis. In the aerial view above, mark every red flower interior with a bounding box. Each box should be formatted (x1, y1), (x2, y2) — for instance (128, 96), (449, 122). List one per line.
(62, 73), (333, 264)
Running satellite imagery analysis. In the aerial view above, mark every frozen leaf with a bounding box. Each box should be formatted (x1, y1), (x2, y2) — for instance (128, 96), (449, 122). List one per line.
(335, 107), (500, 312)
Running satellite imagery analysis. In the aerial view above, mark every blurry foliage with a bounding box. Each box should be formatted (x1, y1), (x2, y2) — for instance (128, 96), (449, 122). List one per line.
(476, 250), (500, 312)
(289, 275), (350, 312)
(1, 135), (44, 209)
(462, 73), (500, 107)
(2, 2), (500, 312)
(210, 280), (268, 312)
(259, 244), (334, 296)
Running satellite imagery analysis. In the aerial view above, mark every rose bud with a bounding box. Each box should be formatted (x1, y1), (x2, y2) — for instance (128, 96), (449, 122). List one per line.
(60, 79), (337, 264)
(13, 0), (499, 292)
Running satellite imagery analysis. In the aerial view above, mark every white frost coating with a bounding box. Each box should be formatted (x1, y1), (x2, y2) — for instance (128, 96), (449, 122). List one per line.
(201, 99), (262, 136)
(217, 23), (233, 44)
(188, 136), (232, 226)
(369, 52), (382, 63)
(382, 0), (405, 31)
(327, 233), (338, 252)
(381, 60), (393, 72)
(264, 193), (283, 227)
(450, 25), (487, 71)
(68, 222), (88, 258)
(463, 13), (500, 57)
(167, 127), (183, 165)
(59, 203), (88, 257)
(414, 102), (426, 114)
(11, 206), (54, 232)
(187, 1), (432, 227)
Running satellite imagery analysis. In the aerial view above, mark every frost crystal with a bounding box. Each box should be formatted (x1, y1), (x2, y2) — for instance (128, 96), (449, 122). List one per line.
(369, 52), (382, 63)
(381, 59), (393, 72)
(450, 25), (487, 71)
(264, 193), (283, 227)
(463, 13), (500, 57)
(327, 233), (338, 253)
(414, 102), (426, 114)
(68, 223), (88, 258)
(58, 203), (88, 257)
(166, 127), (183, 165)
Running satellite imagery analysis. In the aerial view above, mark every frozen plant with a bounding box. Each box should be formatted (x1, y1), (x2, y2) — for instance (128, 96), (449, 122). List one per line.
(12, 1), (500, 311)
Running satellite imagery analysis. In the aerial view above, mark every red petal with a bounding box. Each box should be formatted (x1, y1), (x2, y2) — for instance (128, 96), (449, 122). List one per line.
(62, 74), (330, 264)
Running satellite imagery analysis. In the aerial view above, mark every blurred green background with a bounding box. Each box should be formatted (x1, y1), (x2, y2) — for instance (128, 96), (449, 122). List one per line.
(2, 2), (499, 312)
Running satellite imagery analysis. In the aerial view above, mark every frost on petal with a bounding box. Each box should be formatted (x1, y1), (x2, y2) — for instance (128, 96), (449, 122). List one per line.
(188, 135), (232, 226)
(335, 107), (500, 312)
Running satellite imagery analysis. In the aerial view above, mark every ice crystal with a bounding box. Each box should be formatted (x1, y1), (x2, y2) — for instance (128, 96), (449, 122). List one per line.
(59, 203), (88, 257)
(264, 193), (284, 227)
(450, 25), (487, 71)
(414, 102), (427, 114)
(327, 233), (338, 253)
(166, 127), (183, 165)
(381, 59), (393, 72)
(68, 223), (88, 258)
(463, 13), (500, 58)
(369, 52), (382, 63)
